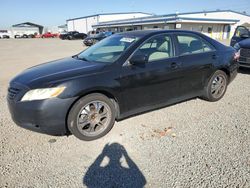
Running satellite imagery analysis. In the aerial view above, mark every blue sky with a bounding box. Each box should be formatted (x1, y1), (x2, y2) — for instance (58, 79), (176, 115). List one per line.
(1, 0), (250, 29)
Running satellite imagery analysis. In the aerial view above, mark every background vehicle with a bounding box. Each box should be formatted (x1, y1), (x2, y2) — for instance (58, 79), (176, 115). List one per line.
(230, 26), (250, 47)
(14, 34), (36, 39)
(0, 34), (10, 39)
(59, 31), (87, 40)
(41, 32), (58, 38)
(231, 26), (250, 68)
(0, 31), (11, 39)
(83, 31), (113, 46)
(233, 39), (250, 68)
(7, 30), (238, 141)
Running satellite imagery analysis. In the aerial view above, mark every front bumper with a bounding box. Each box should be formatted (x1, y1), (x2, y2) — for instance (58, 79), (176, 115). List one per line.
(7, 96), (77, 136)
(238, 57), (250, 68)
(238, 48), (250, 68)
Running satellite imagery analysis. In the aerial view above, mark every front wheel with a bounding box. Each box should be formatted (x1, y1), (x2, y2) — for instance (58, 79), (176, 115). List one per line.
(67, 93), (116, 141)
(202, 70), (228, 102)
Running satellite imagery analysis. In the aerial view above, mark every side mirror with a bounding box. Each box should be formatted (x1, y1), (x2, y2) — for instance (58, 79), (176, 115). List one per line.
(240, 33), (250, 38)
(129, 53), (148, 65)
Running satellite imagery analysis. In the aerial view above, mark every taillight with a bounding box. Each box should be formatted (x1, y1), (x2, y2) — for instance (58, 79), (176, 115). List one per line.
(234, 50), (240, 61)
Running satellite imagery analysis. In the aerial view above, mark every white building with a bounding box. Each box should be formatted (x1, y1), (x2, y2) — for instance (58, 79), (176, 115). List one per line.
(66, 12), (153, 34)
(92, 10), (250, 40)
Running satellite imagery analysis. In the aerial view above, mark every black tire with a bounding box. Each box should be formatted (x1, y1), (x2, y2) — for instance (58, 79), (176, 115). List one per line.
(203, 70), (228, 102)
(67, 93), (116, 141)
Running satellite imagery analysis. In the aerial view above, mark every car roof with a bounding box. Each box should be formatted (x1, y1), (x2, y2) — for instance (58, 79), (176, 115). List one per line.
(116, 29), (228, 51)
(117, 29), (202, 37)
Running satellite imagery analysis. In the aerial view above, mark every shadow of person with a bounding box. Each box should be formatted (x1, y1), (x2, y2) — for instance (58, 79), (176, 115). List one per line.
(83, 143), (146, 188)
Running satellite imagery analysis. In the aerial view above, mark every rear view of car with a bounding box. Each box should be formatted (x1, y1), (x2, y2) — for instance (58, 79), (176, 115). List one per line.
(83, 31), (113, 46)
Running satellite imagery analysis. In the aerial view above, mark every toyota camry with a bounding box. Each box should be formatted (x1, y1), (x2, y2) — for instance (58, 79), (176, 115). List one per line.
(7, 30), (239, 141)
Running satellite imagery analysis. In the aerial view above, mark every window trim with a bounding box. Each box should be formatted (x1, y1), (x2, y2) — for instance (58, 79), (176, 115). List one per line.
(173, 33), (216, 57)
(123, 33), (176, 66)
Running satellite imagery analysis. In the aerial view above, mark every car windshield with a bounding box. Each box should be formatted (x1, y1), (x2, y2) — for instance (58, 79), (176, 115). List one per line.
(77, 35), (139, 63)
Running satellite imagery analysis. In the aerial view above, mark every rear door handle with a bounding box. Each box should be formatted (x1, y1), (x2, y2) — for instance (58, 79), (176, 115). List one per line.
(171, 62), (181, 69)
(212, 54), (218, 59)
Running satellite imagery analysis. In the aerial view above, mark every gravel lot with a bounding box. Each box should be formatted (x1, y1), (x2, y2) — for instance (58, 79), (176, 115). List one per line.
(0, 39), (249, 188)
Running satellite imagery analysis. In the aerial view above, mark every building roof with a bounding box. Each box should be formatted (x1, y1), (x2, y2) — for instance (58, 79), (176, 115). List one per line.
(58, 24), (67, 28)
(92, 10), (246, 28)
(159, 9), (250, 18)
(93, 17), (239, 28)
(66, 12), (153, 22)
(12, 22), (44, 28)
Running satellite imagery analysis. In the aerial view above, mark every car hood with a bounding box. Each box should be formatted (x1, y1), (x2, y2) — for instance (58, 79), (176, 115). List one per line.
(10, 57), (105, 88)
(238, 38), (250, 49)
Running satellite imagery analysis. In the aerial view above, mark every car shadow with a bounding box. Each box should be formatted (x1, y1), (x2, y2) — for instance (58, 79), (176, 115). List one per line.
(83, 143), (146, 188)
(238, 67), (250, 75)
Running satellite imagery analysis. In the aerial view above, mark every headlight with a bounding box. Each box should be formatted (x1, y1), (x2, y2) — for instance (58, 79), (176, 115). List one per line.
(21, 87), (66, 101)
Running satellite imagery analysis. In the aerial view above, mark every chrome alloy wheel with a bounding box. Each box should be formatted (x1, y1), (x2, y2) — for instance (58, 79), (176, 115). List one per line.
(77, 101), (112, 136)
(211, 75), (227, 99)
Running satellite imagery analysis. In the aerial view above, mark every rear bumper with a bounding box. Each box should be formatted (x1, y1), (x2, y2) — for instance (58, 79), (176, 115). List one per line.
(7, 97), (77, 136)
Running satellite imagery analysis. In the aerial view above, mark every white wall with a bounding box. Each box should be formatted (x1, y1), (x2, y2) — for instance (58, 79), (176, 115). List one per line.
(67, 13), (151, 33)
(67, 17), (97, 33)
(99, 13), (151, 22)
(182, 11), (250, 38)
(10, 27), (39, 37)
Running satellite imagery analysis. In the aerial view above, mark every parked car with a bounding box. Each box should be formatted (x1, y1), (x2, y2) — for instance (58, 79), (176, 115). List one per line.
(41, 32), (58, 38)
(0, 34), (10, 39)
(83, 31), (113, 46)
(0, 30), (10, 39)
(7, 30), (239, 141)
(59, 31), (87, 40)
(231, 26), (250, 68)
(14, 34), (35, 39)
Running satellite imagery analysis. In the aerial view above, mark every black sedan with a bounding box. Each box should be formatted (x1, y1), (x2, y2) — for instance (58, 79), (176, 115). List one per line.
(7, 30), (239, 141)
(83, 32), (113, 46)
(60, 31), (87, 40)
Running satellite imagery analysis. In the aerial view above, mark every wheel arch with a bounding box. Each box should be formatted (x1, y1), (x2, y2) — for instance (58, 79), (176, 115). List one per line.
(65, 89), (120, 135)
(219, 68), (230, 80)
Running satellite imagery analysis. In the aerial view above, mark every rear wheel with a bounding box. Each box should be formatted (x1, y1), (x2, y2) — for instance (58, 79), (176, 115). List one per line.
(203, 70), (228, 102)
(67, 93), (116, 141)
(67, 36), (73, 40)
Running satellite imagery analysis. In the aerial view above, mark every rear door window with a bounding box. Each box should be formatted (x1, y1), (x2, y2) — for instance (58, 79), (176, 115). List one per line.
(176, 35), (214, 55)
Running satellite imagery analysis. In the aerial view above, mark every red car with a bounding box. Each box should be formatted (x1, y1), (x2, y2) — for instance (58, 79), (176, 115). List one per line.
(41, 32), (58, 38)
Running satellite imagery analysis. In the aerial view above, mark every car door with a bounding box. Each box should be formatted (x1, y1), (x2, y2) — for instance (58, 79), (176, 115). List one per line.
(173, 33), (217, 98)
(231, 26), (250, 47)
(119, 34), (183, 113)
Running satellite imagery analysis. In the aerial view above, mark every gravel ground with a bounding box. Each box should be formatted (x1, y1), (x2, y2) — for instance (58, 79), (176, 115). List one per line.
(0, 39), (249, 188)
